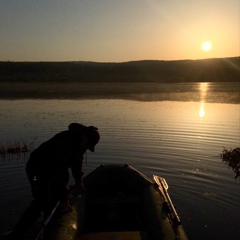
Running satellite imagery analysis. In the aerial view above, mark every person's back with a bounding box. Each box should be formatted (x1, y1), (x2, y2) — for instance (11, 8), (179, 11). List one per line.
(26, 130), (83, 179)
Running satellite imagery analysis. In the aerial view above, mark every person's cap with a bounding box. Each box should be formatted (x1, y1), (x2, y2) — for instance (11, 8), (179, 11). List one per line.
(68, 123), (86, 133)
(87, 126), (100, 152)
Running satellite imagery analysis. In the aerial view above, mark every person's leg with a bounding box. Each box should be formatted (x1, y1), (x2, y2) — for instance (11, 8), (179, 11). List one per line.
(10, 177), (50, 239)
(44, 172), (70, 217)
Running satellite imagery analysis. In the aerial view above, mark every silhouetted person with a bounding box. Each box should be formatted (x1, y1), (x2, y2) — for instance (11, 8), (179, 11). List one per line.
(9, 123), (100, 240)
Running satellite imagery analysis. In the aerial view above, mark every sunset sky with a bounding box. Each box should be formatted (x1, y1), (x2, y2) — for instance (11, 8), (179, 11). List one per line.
(0, 0), (239, 62)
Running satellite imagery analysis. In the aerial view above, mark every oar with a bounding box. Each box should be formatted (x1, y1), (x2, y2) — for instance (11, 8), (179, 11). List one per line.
(34, 201), (60, 240)
(153, 175), (181, 225)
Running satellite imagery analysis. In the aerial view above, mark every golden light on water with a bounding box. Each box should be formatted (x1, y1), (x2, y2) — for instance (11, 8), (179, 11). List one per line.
(198, 83), (209, 118)
(199, 102), (205, 118)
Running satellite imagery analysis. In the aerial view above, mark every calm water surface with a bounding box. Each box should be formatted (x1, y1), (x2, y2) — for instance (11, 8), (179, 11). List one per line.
(0, 83), (240, 240)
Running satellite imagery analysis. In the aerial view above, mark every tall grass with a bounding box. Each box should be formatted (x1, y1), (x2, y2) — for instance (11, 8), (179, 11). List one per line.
(0, 138), (36, 158)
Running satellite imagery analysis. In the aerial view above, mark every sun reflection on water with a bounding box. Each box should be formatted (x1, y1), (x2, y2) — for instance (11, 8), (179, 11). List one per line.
(199, 102), (205, 118)
(198, 83), (209, 118)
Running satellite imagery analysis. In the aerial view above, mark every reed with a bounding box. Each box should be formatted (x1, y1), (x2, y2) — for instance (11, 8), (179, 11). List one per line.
(221, 147), (240, 180)
(0, 138), (36, 157)
(0, 145), (6, 156)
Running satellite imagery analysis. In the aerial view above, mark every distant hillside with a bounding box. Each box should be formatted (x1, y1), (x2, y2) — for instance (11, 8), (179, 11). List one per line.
(0, 57), (239, 82)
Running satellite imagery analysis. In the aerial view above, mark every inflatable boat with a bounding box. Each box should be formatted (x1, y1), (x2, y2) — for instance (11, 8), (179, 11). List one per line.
(40, 164), (188, 240)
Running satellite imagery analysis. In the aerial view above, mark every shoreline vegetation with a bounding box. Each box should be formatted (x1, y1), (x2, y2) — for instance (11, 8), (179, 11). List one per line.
(1, 57), (239, 83)
(0, 138), (36, 158)
(0, 57), (239, 102)
(221, 147), (240, 180)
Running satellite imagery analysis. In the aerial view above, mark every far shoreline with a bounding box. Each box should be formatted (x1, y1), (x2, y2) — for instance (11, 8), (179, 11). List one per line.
(0, 82), (239, 103)
(1, 57), (239, 83)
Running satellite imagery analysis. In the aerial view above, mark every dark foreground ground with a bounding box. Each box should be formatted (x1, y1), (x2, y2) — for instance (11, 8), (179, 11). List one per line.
(0, 82), (239, 103)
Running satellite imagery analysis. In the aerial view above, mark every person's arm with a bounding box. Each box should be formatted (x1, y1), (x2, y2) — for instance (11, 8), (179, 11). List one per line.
(70, 154), (86, 192)
(71, 155), (84, 184)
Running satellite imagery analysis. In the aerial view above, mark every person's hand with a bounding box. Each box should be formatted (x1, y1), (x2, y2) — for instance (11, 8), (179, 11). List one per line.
(70, 182), (86, 194)
(59, 199), (73, 213)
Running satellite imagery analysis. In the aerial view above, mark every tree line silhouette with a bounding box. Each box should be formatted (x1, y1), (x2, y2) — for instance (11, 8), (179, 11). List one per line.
(1, 57), (239, 83)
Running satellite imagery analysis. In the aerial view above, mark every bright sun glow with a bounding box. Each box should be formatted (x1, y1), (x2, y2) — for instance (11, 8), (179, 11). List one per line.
(201, 41), (212, 52)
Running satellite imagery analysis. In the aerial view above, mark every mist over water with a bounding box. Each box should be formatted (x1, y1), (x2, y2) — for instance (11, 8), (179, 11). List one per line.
(0, 82), (240, 240)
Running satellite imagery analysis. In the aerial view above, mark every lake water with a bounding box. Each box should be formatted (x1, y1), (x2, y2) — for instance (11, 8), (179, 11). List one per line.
(0, 82), (240, 240)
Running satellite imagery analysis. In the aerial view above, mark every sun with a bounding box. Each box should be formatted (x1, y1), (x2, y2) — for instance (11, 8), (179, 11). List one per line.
(201, 41), (212, 52)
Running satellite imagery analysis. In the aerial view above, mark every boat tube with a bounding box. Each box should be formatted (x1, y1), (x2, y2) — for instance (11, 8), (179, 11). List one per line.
(42, 164), (188, 240)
